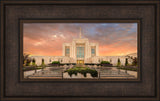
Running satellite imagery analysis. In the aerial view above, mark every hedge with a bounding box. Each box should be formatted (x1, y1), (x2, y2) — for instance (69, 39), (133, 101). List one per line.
(65, 67), (98, 77)
(101, 61), (110, 64)
(52, 61), (60, 64)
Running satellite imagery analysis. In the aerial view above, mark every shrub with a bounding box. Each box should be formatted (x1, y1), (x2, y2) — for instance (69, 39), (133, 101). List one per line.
(26, 58), (31, 66)
(117, 58), (121, 67)
(51, 61), (60, 64)
(101, 61), (110, 64)
(23, 53), (30, 65)
(132, 57), (137, 66)
(32, 58), (36, 66)
(65, 67), (98, 77)
(125, 58), (129, 66)
(41, 58), (45, 66)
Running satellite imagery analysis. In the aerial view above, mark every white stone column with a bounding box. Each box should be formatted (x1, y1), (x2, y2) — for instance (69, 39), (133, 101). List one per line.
(70, 43), (73, 58)
(89, 45), (91, 57)
(62, 44), (65, 56)
(87, 42), (90, 58)
(73, 41), (76, 60)
(96, 43), (99, 56)
(85, 41), (87, 59)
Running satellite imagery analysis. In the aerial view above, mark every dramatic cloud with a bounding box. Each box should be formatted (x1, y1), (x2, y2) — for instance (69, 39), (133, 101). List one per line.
(23, 23), (137, 56)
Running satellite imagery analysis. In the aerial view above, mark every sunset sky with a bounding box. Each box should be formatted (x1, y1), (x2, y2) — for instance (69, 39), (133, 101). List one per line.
(23, 23), (137, 56)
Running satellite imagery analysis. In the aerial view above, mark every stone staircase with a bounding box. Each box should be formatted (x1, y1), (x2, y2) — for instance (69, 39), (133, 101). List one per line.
(27, 68), (63, 78)
(99, 69), (134, 77)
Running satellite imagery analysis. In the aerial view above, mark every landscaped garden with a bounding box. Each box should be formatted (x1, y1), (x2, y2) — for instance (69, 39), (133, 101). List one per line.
(64, 67), (98, 77)
(23, 54), (46, 71)
(116, 57), (138, 71)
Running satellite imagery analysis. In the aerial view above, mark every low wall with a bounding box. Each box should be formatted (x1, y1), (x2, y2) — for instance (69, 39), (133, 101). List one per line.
(29, 56), (134, 66)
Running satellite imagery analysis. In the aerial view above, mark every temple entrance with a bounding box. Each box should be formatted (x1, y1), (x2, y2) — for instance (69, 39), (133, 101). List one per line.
(77, 60), (84, 64)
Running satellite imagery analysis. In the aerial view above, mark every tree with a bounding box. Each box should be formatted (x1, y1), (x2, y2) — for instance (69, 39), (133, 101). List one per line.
(23, 53), (30, 65)
(32, 58), (36, 66)
(26, 58), (31, 66)
(132, 57), (137, 66)
(117, 58), (121, 67)
(125, 58), (129, 66)
(41, 58), (45, 66)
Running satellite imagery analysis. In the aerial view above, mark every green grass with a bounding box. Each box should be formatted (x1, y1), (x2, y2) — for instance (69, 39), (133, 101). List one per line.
(65, 67), (98, 77)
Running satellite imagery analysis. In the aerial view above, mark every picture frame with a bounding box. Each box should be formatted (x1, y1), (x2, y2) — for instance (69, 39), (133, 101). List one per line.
(1, 0), (159, 101)
(20, 19), (140, 82)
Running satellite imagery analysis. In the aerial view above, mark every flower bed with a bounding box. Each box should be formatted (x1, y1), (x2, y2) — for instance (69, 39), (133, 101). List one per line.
(64, 67), (98, 77)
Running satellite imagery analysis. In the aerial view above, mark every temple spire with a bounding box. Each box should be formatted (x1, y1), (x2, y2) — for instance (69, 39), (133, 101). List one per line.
(79, 27), (82, 39)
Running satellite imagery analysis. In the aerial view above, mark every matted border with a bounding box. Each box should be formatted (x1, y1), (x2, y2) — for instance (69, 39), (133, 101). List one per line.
(0, 0), (159, 101)
(20, 19), (141, 82)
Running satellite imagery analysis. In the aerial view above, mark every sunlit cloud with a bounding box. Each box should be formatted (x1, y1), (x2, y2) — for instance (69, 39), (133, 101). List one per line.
(52, 35), (57, 38)
(60, 34), (66, 39)
(23, 23), (137, 56)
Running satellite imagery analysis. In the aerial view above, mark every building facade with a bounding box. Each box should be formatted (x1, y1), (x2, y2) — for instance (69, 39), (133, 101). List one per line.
(62, 29), (99, 64)
(29, 28), (136, 66)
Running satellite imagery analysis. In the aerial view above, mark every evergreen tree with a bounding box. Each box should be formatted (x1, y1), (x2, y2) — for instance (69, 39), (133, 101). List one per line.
(117, 58), (121, 67)
(32, 58), (36, 66)
(41, 58), (45, 66)
(125, 58), (128, 66)
(26, 58), (31, 66)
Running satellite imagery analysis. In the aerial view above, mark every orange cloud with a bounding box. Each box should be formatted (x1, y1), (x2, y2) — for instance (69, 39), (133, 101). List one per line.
(23, 23), (137, 56)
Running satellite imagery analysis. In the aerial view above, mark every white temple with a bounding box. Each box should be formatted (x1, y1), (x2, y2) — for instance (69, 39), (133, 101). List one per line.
(30, 28), (137, 66)
(62, 28), (99, 64)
